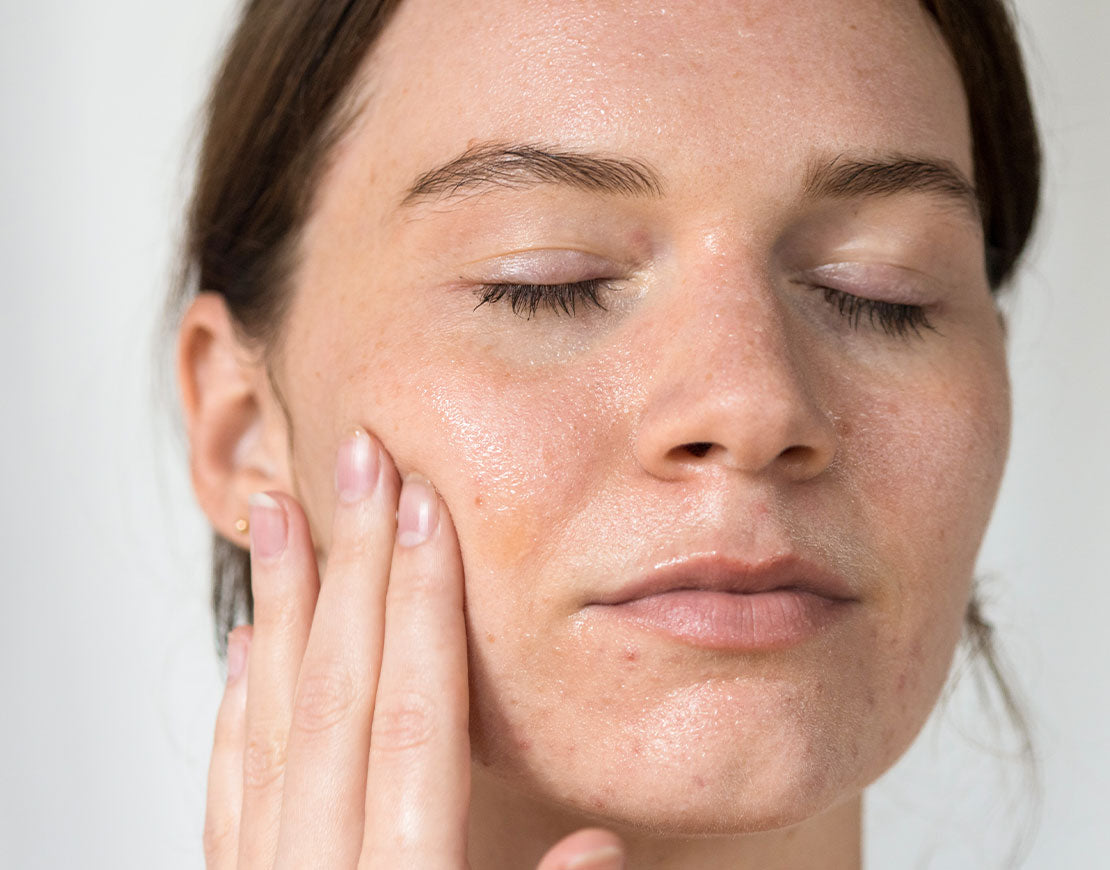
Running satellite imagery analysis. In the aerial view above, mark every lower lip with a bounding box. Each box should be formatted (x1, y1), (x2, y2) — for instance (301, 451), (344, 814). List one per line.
(588, 589), (852, 651)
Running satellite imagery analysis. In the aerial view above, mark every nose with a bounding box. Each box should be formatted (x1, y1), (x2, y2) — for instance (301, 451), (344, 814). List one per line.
(633, 272), (838, 484)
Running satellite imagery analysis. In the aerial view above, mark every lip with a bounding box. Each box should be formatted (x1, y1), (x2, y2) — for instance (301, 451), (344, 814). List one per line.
(583, 554), (859, 651)
(586, 553), (858, 607)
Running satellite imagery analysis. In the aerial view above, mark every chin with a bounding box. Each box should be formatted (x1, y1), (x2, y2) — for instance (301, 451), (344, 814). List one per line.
(562, 744), (866, 837)
(473, 704), (877, 839)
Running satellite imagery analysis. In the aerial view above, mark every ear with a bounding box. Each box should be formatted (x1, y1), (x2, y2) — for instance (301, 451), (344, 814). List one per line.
(176, 292), (291, 545)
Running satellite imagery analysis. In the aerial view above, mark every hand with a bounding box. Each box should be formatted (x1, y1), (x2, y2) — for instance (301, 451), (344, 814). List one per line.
(203, 428), (626, 869)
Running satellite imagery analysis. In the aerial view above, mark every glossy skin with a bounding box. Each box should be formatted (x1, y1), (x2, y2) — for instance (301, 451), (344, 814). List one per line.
(181, 0), (1011, 866)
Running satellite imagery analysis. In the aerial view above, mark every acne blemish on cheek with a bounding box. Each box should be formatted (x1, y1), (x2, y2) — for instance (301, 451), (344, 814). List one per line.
(487, 632), (497, 644)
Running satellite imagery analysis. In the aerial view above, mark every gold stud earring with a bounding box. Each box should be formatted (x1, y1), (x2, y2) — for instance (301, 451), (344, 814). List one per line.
(235, 517), (250, 535)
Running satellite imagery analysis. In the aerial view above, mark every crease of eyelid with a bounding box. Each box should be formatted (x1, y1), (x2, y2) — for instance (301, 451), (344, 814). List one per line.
(458, 255), (645, 290)
(796, 266), (935, 308)
(458, 247), (624, 271)
(808, 260), (936, 285)
(788, 274), (936, 312)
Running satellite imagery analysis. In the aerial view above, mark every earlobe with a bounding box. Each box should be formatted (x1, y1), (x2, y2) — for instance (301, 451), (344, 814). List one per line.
(176, 292), (290, 545)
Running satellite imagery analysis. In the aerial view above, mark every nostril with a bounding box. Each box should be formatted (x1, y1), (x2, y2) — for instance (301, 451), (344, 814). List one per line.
(684, 442), (713, 458)
(780, 444), (810, 462)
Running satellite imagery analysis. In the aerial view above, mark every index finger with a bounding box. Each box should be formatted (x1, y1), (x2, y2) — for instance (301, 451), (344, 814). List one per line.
(360, 473), (470, 868)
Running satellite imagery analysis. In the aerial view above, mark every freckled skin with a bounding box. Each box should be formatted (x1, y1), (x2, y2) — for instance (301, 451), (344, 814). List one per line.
(264, 0), (1010, 863)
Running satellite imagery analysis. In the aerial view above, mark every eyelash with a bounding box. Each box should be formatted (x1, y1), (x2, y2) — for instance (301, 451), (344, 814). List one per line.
(472, 280), (935, 339)
(472, 279), (611, 319)
(820, 286), (936, 339)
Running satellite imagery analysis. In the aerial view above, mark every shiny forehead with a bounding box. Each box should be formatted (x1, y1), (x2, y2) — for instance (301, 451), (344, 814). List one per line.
(349, 0), (972, 197)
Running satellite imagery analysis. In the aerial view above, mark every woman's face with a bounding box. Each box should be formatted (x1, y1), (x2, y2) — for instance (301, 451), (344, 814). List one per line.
(265, 0), (1009, 834)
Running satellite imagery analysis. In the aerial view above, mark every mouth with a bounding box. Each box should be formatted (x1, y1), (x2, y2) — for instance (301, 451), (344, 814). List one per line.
(583, 554), (859, 651)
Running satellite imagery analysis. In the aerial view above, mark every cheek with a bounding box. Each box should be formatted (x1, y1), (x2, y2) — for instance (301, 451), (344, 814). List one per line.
(343, 336), (620, 615)
(841, 345), (1011, 752)
(859, 354), (1010, 583)
(416, 375), (585, 577)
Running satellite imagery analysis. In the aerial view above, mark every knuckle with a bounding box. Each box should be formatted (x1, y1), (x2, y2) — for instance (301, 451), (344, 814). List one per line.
(389, 568), (441, 608)
(291, 665), (362, 735)
(255, 596), (305, 636)
(242, 727), (287, 792)
(324, 540), (374, 575)
(370, 691), (438, 755)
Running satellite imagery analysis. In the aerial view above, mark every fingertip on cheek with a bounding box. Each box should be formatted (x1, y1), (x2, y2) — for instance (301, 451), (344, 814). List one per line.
(397, 473), (440, 548)
(336, 428), (381, 503)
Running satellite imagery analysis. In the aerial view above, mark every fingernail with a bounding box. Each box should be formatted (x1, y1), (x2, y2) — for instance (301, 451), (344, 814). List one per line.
(336, 429), (380, 504)
(567, 846), (625, 870)
(226, 629), (249, 684)
(248, 492), (286, 560)
(397, 474), (438, 548)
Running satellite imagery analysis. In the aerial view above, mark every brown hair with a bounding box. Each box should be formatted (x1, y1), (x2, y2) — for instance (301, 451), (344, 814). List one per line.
(168, 0), (1040, 784)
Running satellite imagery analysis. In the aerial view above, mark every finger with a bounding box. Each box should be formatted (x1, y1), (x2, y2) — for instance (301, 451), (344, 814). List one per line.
(237, 491), (321, 867)
(273, 430), (401, 868)
(203, 626), (252, 869)
(535, 829), (627, 870)
(361, 474), (470, 867)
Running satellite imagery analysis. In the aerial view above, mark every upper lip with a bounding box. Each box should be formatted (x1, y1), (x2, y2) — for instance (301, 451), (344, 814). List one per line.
(588, 553), (858, 606)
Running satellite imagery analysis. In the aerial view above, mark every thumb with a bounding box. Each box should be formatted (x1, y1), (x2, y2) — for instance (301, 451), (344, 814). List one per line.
(535, 827), (626, 870)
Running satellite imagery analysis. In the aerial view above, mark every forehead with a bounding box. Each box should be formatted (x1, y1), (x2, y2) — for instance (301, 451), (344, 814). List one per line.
(347, 0), (972, 197)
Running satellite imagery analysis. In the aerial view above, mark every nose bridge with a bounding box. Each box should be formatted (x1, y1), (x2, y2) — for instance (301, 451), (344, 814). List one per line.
(671, 260), (810, 424)
(687, 264), (792, 383)
(633, 249), (837, 481)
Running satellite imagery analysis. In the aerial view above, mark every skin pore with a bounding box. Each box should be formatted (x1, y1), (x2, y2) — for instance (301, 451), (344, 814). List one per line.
(191, 0), (1011, 866)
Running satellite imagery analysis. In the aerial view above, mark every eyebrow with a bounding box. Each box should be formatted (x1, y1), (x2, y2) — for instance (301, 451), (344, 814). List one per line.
(400, 143), (980, 222)
(400, 142), (664, 206)
(804, 154), (981, 220)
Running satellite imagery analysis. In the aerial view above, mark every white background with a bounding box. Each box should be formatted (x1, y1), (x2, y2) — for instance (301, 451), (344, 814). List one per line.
(0, 1), (1106, 867)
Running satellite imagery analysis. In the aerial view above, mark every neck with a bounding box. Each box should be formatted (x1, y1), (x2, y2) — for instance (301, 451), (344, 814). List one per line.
(467, 764), (862, 870)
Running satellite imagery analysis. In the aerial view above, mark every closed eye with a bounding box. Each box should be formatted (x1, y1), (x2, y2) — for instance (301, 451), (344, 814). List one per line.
(471, 279), (613, 319)
(470, 277), (937, 340)
(818, 286), (937, 339)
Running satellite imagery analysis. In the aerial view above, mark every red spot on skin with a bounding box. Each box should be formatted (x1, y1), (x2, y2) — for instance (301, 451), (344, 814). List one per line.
(474, 494), (484, 506)
(486, 632), (496, 644)
(623, 645), (639, 662)
(694, 775), (707, 789)
(517, 738), (532, 751)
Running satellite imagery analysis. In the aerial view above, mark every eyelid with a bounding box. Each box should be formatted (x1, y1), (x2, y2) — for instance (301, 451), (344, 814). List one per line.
(462, 249), (622, 284)
(804, 262), (934, 305)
